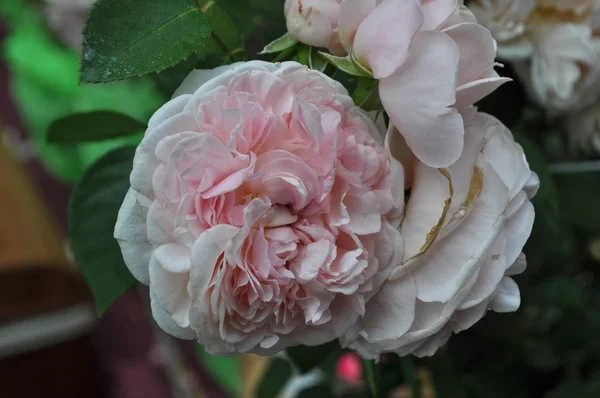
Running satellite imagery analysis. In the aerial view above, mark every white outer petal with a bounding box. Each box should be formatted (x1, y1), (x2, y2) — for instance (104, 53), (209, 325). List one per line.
(114, 189), (152, 285)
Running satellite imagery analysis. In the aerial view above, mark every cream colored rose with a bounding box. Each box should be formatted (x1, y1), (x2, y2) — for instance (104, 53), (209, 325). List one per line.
(472, 0), (600, 114)
(342, 111), (539, 358)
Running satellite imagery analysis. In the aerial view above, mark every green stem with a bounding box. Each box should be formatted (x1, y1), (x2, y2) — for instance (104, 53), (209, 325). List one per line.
(401, 357), (421, 398)
(363, 359), (381, 398)
(210, 31), (235, 62)
(193, 0), (236, 62)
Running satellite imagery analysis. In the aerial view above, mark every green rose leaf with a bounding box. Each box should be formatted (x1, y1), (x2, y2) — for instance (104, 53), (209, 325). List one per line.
(319, 52), (373, 78)
(69, 147), (138, 315)
(80, 0), (212, 83)
(199, 1), (243, 60)
(353, 78), (381, 111)
(47, 111), (147, 144)
(309, 47), (328, 72)
(297, 44), (310, 66)
(260, 32), (298, 54)
(257, 357), (293, 398)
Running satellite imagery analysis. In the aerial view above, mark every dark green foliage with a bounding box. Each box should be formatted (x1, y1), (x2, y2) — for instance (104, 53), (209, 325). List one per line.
(257, 357), (293, 398)
(287, 341), (342, 373)
(48, 111), (146, 144)
(297, 385), (333, 398)
(555, 172), (600, 232)
(80, 0), (212, 83)
(214, 0), (287, 56)
(68, 147), (137, 315)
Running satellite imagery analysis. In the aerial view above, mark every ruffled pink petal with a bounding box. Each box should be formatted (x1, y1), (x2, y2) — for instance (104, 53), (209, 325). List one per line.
(410, 160), (508, 303)
(503, 201), (535, 266)
(443, 23), (497, 86)
(353, 0), (424, 79)
(201, 153), (256, 199)
(338, 0), (377, 52)
(357, 275), (416, 343)
(293, 240), (335, 283)
(480, 114), (532, 198)
(149, 254), (192, 328)
(506, 253), (527, 276)
(458, 235), (507, 310)
(380, 31), (463, 168)
(390, 270), (479, 351)
(115, 189), (153, 285)
(189, 224), (240, 303)
(344, 193), (384, 235)
(489, 277), (521, 313)
(173, 64), (242, 98)
(148, 94), (192, 129)
(456, 75), (512, 108)
(154, 243), (192, 273)
(420, 0), (458, 31)
(401, 165), (452, 258)
(442, 22), (509, 107)
(130, 112), (199, 200)
(150, 290), (195, 339)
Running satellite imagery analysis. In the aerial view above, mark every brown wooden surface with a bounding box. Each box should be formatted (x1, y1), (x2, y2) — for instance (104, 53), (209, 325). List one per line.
(0, 139), (70, 271)
(0, 115), (100, 398)
(0, 139), (91, 322)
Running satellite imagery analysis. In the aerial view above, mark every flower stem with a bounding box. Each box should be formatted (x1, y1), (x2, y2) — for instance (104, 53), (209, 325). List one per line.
(363, 359), (380, 397)
(401, 357), (421, 398)
(193, 0), (236, 63)
(549, 160), (600, 174)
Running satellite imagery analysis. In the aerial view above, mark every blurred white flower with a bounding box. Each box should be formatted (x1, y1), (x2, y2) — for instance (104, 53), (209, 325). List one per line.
(45, 0), (94, 50)
(473, 0), (600, 113)
(566, 100), (600, 154)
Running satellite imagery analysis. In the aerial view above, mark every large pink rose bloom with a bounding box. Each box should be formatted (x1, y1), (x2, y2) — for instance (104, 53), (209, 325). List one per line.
(114, 61), (404, 355)
(342, 111), (539, 358)
(335, 0), (508, 168)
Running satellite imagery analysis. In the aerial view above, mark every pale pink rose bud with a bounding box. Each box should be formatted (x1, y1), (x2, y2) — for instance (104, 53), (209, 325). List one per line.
(45, 0), (95, 50)
(114, 61), (405, 355)
(336, 0), (508, 168)
(336, 353), (363, 384)
(472, 0), (600, 114)
(342, 112), (539, 358)
(284, 0), (345, 55)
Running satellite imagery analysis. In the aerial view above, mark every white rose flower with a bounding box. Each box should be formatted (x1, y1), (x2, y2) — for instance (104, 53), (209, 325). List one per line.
(342, 111), (539, 358)
(472, 0), (600, 114)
